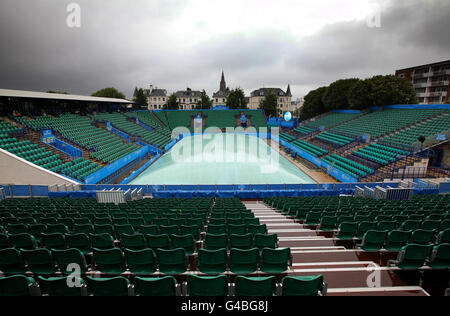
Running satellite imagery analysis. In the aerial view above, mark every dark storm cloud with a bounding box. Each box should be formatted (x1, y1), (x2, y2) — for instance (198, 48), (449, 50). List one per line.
(0, 0), (448, 99)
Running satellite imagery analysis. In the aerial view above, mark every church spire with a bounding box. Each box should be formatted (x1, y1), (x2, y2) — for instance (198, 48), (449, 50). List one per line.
(220, 71), (226, 92)
(286, 84), (292, 97)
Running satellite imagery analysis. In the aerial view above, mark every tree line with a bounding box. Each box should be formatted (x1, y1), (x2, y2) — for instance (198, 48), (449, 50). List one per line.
(299, 75), (418, 120)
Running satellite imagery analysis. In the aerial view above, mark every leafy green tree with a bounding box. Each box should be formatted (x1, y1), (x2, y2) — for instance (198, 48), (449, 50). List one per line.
(226, 88), (248, 109)
(196, 90), (213, 109)
(166, 94), (179, 110)
(348, 80), (373, 109)
(368, 75), (418, 106)
(322, 78), (360, 111)
(300, 87), (327, 120)
(133, 88), (148, 110)
(91, 87), (126, 99)
(260, 92), (278, 117)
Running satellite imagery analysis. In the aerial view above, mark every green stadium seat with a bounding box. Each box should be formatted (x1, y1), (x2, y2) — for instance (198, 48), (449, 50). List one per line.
(38, 276), (86, 296)
(197, 248), (228, 274)
(42, 233), (66, 250)
(89, 233), (114, 250)
(0, 275), (39, 296)
(138, 225), (159, 235)
(7, 224), (28, 235)
(318, 216), (337, 231)
(410, 230), (436, 245)
(437, 229), (450, 244)
(133, 276), (178, 296)
(254, 234), (278, 250)
(356, 222), (377, 239)
(429, 244), (450, 269)
(21, 248), (56, 275)
(389, 244), (433, 269)
(93, 248), (126, 274)
(234, 276), (276, 297)
(0, 248), (26, 274)
(230, 234), (253, 250)
(86, 276), (131, 296)
(204, 234), (228, 250)
(73, 224), (95, 235)
(120, 234), (147, 250)
(247, 224), (268, 235)
(281, 275), (326, 296)
(65, 234), (91, 255)
(336, 222), (357, 240)
(180, 225), (200, 240)
(229, 248), (259, 274)
(124, 248), (156, 275)
(260, 248), (292, 274)
(187, 275), (229, 296)
(52, 248), (88, 275)
(385, 230), (410, 252)
(94, 224), (114, 235)
(146, 234), (171, 251)
(9, 233), (37, 250)
(360, 231), (387, 251)
(170, 235), (195, 255)
(156, 248), (187, 275)
(160, 225), (179, 236)
(208, 224), (227, 235)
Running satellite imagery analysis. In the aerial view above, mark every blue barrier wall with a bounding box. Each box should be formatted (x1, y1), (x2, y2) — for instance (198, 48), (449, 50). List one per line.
(46, 138), (83, 158)
(320, 160), (359, 183)
(84, 146), (151, 184)
(110, 126), (131, 142)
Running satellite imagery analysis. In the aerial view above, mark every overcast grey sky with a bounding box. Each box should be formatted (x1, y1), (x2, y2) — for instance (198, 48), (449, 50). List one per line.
(0, 0), (448, 100)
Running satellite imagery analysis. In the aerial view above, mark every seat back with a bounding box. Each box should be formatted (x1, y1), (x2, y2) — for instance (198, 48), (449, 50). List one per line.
(260, 248), (291, 273)
(187, 275), (228, 296)
(0, 275), (35, 296)
(156, 248), (187, 274)
(134, 276), (177, 296)
(229, 248), (259, 274)
(86, 276), (130, 296)
(281, 275), (324, 296)
(38, 276), (85, 296)
(234, 276), (276, 296)
(197, 248), (228, 274)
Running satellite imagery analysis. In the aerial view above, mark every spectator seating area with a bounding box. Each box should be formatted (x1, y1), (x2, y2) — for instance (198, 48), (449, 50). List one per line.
(294, 126), (314, 135)
(330, 109), (448, 139)
(382, 112), (450, 147)
(265, 195), (450, 268)
(322, 154), (374, 179)
(291, 139), (328, 157)
(92, 113), (171, 149)
(353, 144), (410, 166)
(0, 197), (326, 297)
(305, 112), (360, 129)
(0, 120), (100, 181)
(279, 132), (296, 143)
(16, 114), (140, 164)
(315, 132), (354, 147)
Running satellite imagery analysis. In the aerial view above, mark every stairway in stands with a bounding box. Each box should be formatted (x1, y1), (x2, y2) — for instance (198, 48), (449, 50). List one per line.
(243, 201), (430, 296)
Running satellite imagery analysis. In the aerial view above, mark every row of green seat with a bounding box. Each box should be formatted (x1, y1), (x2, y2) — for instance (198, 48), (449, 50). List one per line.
(0, 274), (326, 296)
(16, 114), (140, 164)
(315, 132), (353, 147)
(0, 246), (292, 276)
(291, 139), (328, 157)
(280, 132), (296, 142)
(331, 109), (448, 138)
(382, 113), (450, 147)
(294, 126), (314, 135)
(93, 112), (171, 148)
(305, 112), (360, 129)
(356, 229), (450, 252)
